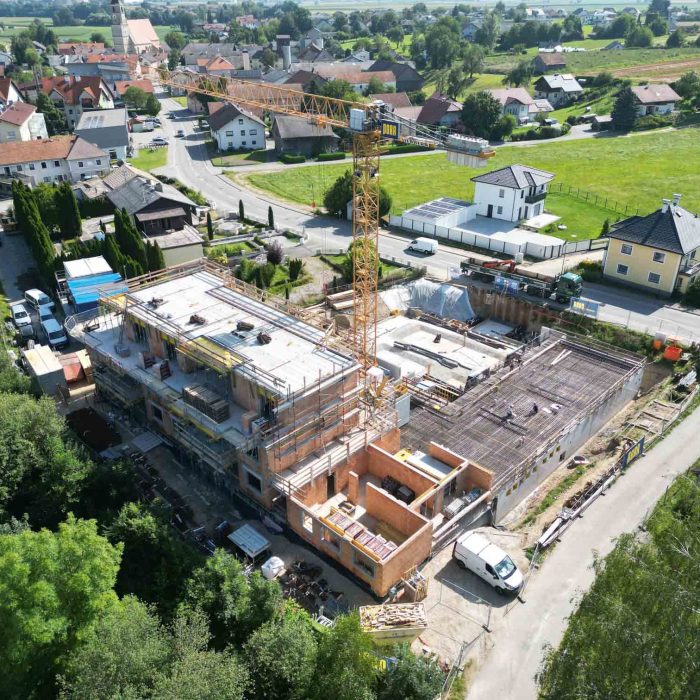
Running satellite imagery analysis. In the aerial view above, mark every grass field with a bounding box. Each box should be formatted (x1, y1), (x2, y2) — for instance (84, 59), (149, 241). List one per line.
(245, 127), (700, 240)
(0, 16), (175, 44)
(129, 147), (167, 172)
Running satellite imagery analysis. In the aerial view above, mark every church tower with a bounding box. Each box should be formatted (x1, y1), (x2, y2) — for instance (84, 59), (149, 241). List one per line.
(110, 0), (130, 54)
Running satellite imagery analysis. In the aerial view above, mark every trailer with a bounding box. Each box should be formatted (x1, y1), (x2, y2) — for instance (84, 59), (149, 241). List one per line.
(460, 257), (582, 303)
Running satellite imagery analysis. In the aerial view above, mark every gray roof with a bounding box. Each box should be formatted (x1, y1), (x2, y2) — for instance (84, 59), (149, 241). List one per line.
(609, 203), (700, 255)
(471, 165), (554, 189)
(272, 114), (339, 140)
(107, 175), (195, 216)
(535, 73), (582, 93)
(183, 43), (239, 57)
(208, 102), (264, 132)
(74, 108), (129, 150)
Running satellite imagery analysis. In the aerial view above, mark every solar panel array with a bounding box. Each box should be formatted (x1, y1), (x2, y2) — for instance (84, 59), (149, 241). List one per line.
(404, 197), (472, 221)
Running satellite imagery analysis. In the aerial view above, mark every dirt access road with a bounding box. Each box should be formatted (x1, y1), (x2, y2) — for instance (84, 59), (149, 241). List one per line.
(612, 57), (700, 81)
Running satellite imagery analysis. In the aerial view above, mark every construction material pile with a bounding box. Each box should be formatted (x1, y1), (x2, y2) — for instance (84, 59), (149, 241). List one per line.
(359, 603), (427, 632)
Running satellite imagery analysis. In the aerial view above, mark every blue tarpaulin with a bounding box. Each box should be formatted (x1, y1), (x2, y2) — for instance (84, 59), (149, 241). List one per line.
(67, 272), (127, 312)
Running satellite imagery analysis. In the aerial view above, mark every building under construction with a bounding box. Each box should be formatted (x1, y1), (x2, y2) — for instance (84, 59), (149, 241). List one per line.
(67, 263), (646, 596)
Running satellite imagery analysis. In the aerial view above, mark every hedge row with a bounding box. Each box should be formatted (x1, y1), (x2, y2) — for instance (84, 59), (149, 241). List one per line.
(381, 143), (432, 156)
(279, 153), (306, 164)
(316, 152), (347, 162)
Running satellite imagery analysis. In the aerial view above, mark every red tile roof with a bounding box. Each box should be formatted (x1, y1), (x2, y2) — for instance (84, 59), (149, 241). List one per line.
(114, 79), (154, 96)
(39, 76), (111, 106)
(0, 135), (106, 166)
(58, 42), (105, 56)
(0, 101), (36, 126)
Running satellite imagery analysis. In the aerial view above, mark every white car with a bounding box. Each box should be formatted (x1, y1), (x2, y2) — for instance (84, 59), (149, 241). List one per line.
(24, 288), (54, 312)
(41, 318), (68, 349)
(150, 136), (168, 146)
(10, 303), (32, 328)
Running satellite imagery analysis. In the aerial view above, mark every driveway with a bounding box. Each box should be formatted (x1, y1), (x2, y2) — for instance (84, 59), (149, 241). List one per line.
(0, 232), (33, 302)
(466, 406), (700, 699)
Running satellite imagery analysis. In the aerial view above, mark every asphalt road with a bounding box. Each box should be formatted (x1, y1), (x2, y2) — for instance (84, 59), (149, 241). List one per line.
(467, 405), (700, 699)
(156, 96), (700, 343)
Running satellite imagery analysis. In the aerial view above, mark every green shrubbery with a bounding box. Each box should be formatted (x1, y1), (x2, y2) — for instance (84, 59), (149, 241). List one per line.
(633, 114), (675, 131)
(316, 152), (346, 162)
(279, 153), (306, 164)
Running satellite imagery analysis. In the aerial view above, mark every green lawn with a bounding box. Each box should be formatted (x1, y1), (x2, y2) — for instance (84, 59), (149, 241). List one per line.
(205, 141), (272, 167)
(172, 96), (188, 108)
(128, 147), (168, 172)
(245, 127), (700, 240)
(551, 89), (616, 121)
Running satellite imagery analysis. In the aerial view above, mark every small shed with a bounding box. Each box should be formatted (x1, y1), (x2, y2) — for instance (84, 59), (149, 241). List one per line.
(227, 524), (271, 561)
(271, 114), (339, 156)
(64, 255), (113, 280)
(21, 344), (65, 395)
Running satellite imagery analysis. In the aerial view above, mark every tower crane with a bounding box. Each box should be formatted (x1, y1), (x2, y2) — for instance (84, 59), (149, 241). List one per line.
(156, 69), (495, 375)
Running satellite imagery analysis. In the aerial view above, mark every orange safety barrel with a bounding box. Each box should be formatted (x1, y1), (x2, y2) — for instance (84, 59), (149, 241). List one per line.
(663, 345), (682, 362)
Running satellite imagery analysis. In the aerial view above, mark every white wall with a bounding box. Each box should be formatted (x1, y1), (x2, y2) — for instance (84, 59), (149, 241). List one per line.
(636, 102), (676, 116)
(212, 114), (264, 151)
(1, 154), (108, 186)
(0, 113), (47, 143)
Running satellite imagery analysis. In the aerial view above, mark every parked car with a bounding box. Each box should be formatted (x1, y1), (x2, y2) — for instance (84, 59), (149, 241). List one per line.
(151, 136), (168, 146)
(24, 288), (54, 312)
(41, 318), (68, 349)
(10, 303), (32, 328)
(453, 532), (523, 595)
(176, 129), (185, 137)
(38, 306), (54, 323)
(407, 237), (439, 255)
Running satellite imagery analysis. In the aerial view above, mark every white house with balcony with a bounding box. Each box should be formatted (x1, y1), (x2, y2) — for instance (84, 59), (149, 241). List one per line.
(631, 84), (681, 117)
(471, 165), (555, 222)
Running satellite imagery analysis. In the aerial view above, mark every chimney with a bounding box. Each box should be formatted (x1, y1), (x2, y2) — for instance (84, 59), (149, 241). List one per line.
(242, 50), (250, 72)
(673, 193), (682, 207)
(316, 36), (324, 50)
(661, 198), (670, 213)
(282, 45), (291, 71)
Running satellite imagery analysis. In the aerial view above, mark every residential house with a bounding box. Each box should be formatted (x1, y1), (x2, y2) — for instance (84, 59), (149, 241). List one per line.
(462, 21), (482, 42)
(182, 43), (251, 70)
(106, 169), (203, 266)
(417, 93), (462, 127)
(0, 78), (24, 107)
(271, 114), (339, 156)
(0, 50), (13, 66)
(114, 79), (154, 104)
(631, 84), (681, 116)
(532, 52), (567, 74)
(236, 15), (260, 30)
(0, 135), (109, 186)
(58, 42), (106, 56)
(209, 103), (265, 152)
(590, 10), (617, 26)
(0, 102), (48, 143)
(304, 66), (396, 93)
(603, 194), (700, 296)
(344, 50), (371, 63)
(526, 8), (548, 21)
(487, 88), (534, 123)
(167, 68), (198, 97)
(74, 108), (130, 161)
(196, 55), (238, 76)
(297, 44), (334, 63)
(282, 70), (327, 92)
(603, 40), (625, 50)
(368, 60), (424, 93)
(299, 28), (325, 50)
(369, 92), (413, 109)
(533, 74), (583, 107)
(621, 7), (641, 19)
(31, 76), (115, 129)
(471, 164), (554, 222)
(67, 54), (140, 91)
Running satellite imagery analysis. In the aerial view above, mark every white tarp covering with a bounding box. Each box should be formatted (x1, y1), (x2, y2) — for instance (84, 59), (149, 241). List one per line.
(380, 279), (475, 322)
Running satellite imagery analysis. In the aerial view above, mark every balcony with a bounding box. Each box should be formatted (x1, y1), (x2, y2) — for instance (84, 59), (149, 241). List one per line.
(525, 191), (547, 204)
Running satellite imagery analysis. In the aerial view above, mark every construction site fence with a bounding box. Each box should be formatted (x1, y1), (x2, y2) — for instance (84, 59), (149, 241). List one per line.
(536, 384), (697, 550)
(439, 635), (481, 700)
(551, 182), (640, 219)
(388, 215), (609, 261)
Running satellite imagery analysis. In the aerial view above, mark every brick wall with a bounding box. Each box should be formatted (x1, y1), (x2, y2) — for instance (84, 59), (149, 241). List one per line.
(367, 444), (437, 499)
(365, 482), (428, 537)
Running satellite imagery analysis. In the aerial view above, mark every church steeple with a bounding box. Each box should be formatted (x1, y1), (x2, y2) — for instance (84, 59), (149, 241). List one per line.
(110, 0), (130, 54)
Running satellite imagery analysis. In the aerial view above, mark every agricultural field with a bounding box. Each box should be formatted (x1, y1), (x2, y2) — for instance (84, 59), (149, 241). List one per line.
(0, 16), (175, 44)
(244, 127), (700, 240)
(485, 46), (700, 80)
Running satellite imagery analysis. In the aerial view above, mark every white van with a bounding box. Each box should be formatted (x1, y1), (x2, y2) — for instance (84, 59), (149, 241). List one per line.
(407, 237), (438, 255)
(453, 532), (523, 595)
(24, 288), (54, 313)
(41, 318), (68, 349)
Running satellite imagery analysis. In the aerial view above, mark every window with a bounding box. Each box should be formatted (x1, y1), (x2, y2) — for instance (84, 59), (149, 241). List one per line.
(242, 140), (246, 146)
(648, 272), (661, 285)
(246, 470), (262, 493)
(250, 129), (258, 135)
(652, 251), (666, 264)
(43, 176), (50, 183)
(7, 130), (15, 139)
(498, 188), (505, 198)
(225, 130), (233, 136)
(15, 165), (22, 172)
(520, 190), (524, 199)
(78, 161), (84, 168)
(620, 243), (633, 255)
(41, 162), (46, 169)
(497, 206), (503, 215)
(251, 140), (257, 146)
(151, 404), (164, 422)
(54, 161), (59, 167)
(616, 264), (629, 276)
(29, 163), (35, 171)
(96, 159), (101, 166)
(3, 167), (8, 176)
(240, 130), (245, 135)
(238, 118), (243, 124)
(353, 552), (375, 578)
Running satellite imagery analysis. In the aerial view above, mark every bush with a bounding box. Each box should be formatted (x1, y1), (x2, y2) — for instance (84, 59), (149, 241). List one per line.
(266, 240), (284, 265)
(380, 143), (431, 156)
(575, 260), (604, 283)
(684, 279), (700, 307)
(288, 258), (304, 282)
(633, 114), (675, 131)
(279, 153), (306, 164)
(316, 152), (346, 162)
(560, 122), (572, 135)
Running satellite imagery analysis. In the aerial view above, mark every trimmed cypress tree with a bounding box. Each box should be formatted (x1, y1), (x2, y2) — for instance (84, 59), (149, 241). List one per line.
(146, 241), (165, 272)
(238, 199), (245, 222)
(268, 205), (275, 229)
(206, 212), (214, 240)
(103, 233), (123, 272)
(56, 181), (82, 238)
